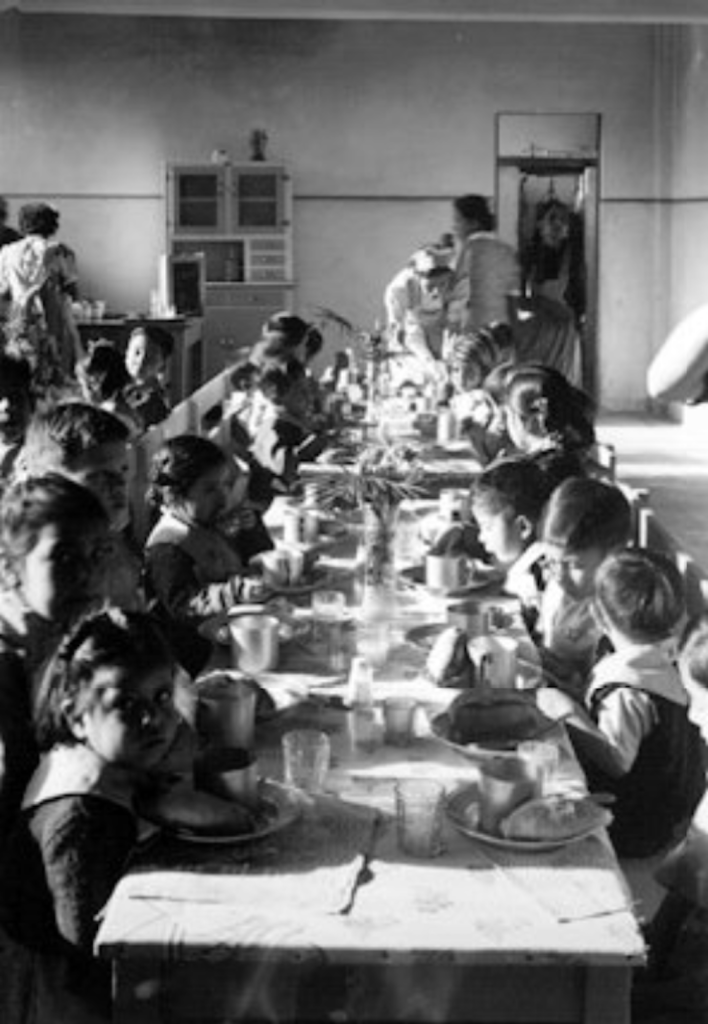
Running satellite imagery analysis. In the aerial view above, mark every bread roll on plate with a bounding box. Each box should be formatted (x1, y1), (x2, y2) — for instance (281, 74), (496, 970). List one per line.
(500, 794), (612, 842)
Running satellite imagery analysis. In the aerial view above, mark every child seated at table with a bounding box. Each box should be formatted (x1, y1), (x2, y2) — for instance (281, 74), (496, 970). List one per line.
(144, 434), (282, 674)
(0, 474), (111, 866)
(455, 358), (515, 466)
(537, 475), (633, 693)
(449, 322), (513, 406)
(504, 362), (596, 487)
(632, 612), (708, 1021)
(21, 401), (143, 610)
(123, 324), (173, 429)
(470, 456), (555, 635)
(542, 548), (704, 858)
(76, 339), (144, 437)
(0, 608), (254, 1024)
(249, 359), (329, 503)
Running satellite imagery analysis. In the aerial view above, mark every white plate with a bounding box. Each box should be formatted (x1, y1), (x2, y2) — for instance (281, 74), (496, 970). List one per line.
(166, 780), (302, 845)
(446, 787), (601, 853)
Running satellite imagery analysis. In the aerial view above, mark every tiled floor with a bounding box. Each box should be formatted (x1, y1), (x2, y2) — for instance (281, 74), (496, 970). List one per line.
(597, 411), (708, 572)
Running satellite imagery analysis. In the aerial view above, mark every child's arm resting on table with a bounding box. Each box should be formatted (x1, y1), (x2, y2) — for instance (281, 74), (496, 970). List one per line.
(536, 684), (641, 778)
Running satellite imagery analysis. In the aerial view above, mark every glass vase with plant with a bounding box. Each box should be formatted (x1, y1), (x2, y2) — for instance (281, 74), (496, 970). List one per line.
(318, 442), (422, 665)
(319, 442), (422, 578)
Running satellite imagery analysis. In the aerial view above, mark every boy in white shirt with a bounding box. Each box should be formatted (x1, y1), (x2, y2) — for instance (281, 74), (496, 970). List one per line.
(538, 476), (632, 694)
(541, 548), (704, 858)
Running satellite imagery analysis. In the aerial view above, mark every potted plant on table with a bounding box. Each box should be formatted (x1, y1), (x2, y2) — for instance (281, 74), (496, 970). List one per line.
(317, 442), (423, 664)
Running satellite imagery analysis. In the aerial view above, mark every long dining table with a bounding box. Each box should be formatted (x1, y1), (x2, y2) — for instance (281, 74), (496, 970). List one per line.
(95, 498), (646, 1024)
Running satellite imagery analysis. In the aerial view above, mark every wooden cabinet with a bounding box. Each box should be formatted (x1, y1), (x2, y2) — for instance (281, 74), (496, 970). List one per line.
(170, 165), (227, 234)
(166, 162), (294, 387)
(201, 285), (291, 380)
(170, 164), (289, 236)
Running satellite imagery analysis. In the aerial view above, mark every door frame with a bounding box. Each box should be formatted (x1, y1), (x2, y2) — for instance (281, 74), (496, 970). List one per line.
(494, 113), (601, 399)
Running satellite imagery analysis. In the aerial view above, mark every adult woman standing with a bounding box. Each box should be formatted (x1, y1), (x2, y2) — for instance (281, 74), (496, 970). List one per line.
(514, 197), (584, 385)
(446, 194), (519, 334)
(0, 203), (81, 393)
(383, 245), (453, 385)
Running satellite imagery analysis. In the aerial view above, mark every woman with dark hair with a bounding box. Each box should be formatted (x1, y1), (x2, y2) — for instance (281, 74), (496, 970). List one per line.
(0, 202), (81, 391)
(250, 311), (327, 428)
(384, 245), (453, 384)
(446, 194), (519, 333)
(18, 203), (61, 239)
(250, 311), (323, 368)
(513, 197), (584, 384)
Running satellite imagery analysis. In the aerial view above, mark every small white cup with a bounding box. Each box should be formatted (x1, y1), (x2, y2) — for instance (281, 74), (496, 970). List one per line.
(383, 697), (417, 747)
(470, 634), (519, 689)
(278, 545), (305, 586)
(282, 505), (304, 546)
(229, 613), (279, 674)
(395, 779), (445, 857)
(436, 408), (457, 445)
(195, 672), (258, 749)
(196, 747), (260, 808)
(438, 488), (470, 523)
(426, 553), (470, 593)
(478, 756), (537, 835)
(447, 598), (488, 637)
(282, 729), (331, 793)
(255, 548), (291, 589)
(517, 741), (560, 796)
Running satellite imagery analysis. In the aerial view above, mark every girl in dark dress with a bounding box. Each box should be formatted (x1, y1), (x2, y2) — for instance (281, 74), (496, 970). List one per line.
(0, 610), (180, 1023)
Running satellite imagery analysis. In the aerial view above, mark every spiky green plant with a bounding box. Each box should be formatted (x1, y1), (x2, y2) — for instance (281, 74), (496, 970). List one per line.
(316, 441), (424, 516)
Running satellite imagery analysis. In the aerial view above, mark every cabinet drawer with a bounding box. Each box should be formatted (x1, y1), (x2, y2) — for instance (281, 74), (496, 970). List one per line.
(205, 286), (289, 308)
(250, 254), (286, 267)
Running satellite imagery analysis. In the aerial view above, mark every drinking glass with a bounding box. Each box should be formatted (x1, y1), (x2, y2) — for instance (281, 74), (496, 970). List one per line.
(312, 590), (347, 672)
(383, 697), (417, 747)
(282, 729), (331, 794)
(395, 779), (445, 858)
(517, 740), (560, 796)
(229, 614), (279, 674)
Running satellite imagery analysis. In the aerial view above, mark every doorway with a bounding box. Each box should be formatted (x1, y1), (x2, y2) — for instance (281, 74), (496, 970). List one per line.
(495, 114), (600, 398)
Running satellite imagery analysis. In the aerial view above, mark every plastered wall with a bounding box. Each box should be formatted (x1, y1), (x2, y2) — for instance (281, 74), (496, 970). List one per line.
(0, 13), (669, 408)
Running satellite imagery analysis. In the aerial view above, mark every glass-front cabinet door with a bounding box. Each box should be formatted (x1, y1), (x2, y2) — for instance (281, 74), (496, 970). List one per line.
(171, 166), (227, 234)
(230, 167), (286, 231)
